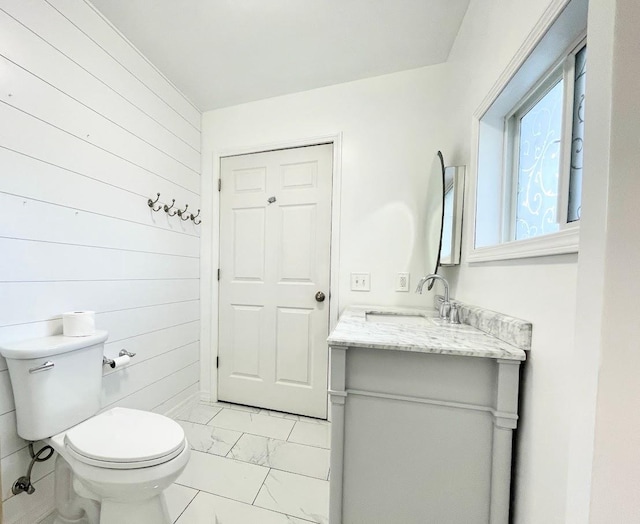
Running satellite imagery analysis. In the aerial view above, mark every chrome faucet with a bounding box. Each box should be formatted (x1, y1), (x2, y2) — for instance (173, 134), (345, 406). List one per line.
(415, 274), (451, 320)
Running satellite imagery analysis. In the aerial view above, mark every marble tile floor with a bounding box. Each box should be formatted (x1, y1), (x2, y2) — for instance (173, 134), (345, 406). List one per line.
(167, 400), (331, 524)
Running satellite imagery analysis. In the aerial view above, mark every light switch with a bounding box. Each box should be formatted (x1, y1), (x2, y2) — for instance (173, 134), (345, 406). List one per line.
(351, 272), (370, 291)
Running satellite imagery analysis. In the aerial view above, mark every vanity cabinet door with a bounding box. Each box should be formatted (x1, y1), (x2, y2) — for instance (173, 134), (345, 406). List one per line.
(336, 348), (505, 524)
(342, 394), (493, 523)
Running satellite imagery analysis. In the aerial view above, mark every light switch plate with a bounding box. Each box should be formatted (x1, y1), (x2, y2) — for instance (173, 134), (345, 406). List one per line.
(351, 272), (370, 291)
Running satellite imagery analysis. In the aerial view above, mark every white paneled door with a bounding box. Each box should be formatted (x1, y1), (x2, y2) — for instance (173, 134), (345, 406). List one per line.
(218, 144), (333, 418)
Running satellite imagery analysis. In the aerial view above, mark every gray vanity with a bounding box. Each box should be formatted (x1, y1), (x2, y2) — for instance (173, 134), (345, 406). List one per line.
(327, 304), (529, 524)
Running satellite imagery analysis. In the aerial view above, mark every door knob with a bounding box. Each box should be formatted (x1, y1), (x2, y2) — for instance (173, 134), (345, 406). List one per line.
(315, 291), (326, 302)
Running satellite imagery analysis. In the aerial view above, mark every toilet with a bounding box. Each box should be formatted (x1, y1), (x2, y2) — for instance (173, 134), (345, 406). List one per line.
(0, 331), (190, 524)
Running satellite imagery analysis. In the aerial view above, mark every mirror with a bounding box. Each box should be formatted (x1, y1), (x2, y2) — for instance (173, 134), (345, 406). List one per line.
(440, 165), (465, 266)
(424, 151), (446, 290)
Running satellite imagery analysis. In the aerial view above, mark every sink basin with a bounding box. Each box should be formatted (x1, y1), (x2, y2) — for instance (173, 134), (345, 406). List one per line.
(365, 311), (440, 326)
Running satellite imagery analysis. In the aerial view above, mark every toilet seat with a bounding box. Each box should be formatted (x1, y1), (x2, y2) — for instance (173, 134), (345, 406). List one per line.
(64, 407), (186, 470)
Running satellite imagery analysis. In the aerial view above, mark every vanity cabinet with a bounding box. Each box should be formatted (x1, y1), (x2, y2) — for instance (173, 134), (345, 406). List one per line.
(327, 307), (525, 524)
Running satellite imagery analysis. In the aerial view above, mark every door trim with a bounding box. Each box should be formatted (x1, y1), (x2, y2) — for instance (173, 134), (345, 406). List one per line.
(200, 133), (343, 404)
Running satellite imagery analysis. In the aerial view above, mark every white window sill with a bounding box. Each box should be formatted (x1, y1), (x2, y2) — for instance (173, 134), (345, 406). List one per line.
(467, 227), (579, 263)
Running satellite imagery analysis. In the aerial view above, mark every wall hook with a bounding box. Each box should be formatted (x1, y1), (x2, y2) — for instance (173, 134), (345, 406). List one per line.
(177, 204), (190, 221)
(147, 193), (162, 212)
(191, 209), (201, 225)
(164, 199), (177, 216)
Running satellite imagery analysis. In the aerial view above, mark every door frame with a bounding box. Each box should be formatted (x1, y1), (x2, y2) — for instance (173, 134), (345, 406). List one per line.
(201, 133), (343, 405)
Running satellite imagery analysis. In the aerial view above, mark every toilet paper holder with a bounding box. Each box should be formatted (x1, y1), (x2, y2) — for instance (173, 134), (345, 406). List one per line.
(103, 349), (136, 368)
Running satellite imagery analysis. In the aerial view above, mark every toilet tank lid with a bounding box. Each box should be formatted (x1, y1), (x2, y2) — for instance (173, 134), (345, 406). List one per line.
(0, 331), (108, 359)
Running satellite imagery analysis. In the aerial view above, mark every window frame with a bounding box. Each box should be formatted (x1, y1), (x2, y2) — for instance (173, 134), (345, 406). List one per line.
(468, 0), (587, 263)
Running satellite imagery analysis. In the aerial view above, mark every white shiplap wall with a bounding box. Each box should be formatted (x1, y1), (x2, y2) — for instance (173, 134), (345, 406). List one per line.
(0, 1), (201, 522)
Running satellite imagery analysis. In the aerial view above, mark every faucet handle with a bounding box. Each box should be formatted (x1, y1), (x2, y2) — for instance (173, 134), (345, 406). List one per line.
(449, 303), (461, 324)
(439, 301), (451, 320)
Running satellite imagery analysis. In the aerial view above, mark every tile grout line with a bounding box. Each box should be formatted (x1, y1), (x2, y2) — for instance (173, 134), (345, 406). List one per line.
(172, 488), (199, 524)
(202, 408), (222, 425)
(207, 426), (299, 443)
(185, 448), (272, 471)
(224, 430), (244, 458)
(251, 466), (271, 506)
(174, 414), (326, 456)
(204, 407), (298, 441)
(193, 406), (330, 448)
(285, 420), (297, 442)
(207, 406), (225, 424)
(173, 480), (318, 524)
(180, 430), (330, 482)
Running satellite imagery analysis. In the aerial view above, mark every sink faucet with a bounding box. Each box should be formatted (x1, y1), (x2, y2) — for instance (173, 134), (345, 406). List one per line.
(415, 274), (451, 320)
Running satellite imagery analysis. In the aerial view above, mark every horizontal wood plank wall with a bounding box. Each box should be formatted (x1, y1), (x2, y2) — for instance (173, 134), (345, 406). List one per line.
(0, 1), (201, 521)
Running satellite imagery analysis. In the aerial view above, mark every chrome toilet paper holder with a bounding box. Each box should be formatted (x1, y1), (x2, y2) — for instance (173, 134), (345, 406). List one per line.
(103, 349), (136, 368)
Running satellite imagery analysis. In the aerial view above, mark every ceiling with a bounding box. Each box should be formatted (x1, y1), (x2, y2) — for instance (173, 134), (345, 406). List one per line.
(89, 0), (471, 112)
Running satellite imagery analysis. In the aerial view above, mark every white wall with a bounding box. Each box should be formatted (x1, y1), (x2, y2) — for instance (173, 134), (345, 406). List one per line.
(200, 64), (458, 400)
(443, 1), (580, 522)
(0, 1), (201, 522)
(444, 0), (640, 521)
(569, 0), (640, 521)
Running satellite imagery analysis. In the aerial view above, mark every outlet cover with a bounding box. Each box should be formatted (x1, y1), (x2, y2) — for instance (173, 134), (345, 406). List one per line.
(350, 272), (370, 291)
(396, 272), (410, 292)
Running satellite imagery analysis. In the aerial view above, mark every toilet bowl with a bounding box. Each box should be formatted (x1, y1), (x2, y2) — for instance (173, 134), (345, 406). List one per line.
(0, 331), (191, 524)
(48, 407), (190, 524)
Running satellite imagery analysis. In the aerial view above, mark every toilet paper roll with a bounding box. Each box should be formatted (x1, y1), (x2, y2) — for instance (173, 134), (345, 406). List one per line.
(109, 355), (130, 369)
(62, 311), (96, 337)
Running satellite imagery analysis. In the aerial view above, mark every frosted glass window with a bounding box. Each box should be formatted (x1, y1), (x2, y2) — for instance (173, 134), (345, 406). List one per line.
(515, 81), (564, 240)
(568, 45), (587, 222)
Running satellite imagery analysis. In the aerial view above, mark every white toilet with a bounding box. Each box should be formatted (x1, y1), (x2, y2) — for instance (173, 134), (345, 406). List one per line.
(0, 331), (190, 524)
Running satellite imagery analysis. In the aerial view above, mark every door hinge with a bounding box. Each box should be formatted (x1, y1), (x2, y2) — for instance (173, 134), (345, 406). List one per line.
(218, 178), (221, 192)
(217, 268), (220, 281)
(216, 356), (219, 368)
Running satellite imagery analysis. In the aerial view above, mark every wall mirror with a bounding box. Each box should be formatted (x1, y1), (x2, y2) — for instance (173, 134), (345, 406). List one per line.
(440, 165), (465, 266)
(424, 151), (445, 290)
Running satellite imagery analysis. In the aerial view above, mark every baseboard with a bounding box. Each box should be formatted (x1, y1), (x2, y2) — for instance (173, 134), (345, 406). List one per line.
(199, 390), (212, 403)
(157, 385), (200, 418)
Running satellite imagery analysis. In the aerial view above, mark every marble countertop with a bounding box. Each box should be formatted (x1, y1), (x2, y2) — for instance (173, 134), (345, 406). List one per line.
(327, 306), (526, 361)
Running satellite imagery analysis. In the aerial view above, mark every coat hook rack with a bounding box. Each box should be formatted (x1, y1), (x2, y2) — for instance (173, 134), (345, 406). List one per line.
(147, 193), (162, 212)
(164, 199), (177, 216)
(190, 209), (201, 225)
(177, 204), (190, 221)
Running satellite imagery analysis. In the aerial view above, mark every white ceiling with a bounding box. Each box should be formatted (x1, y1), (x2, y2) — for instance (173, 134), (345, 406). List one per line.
(89, 0), (470, 112)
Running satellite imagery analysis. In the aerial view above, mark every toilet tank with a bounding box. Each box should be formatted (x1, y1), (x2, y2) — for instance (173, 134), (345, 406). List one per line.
(0, 331), (108, 441)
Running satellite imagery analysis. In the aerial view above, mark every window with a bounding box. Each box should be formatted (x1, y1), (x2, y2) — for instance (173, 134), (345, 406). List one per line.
(472, 0), (588, 261)
(568, 45), (587, 223)
(508, 42), (587, 242)
(513, 76), (564, 240)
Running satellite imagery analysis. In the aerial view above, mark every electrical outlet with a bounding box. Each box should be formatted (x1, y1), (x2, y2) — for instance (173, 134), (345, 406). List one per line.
(350, 272), (370, 291)
(396, 272), (410, 292)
